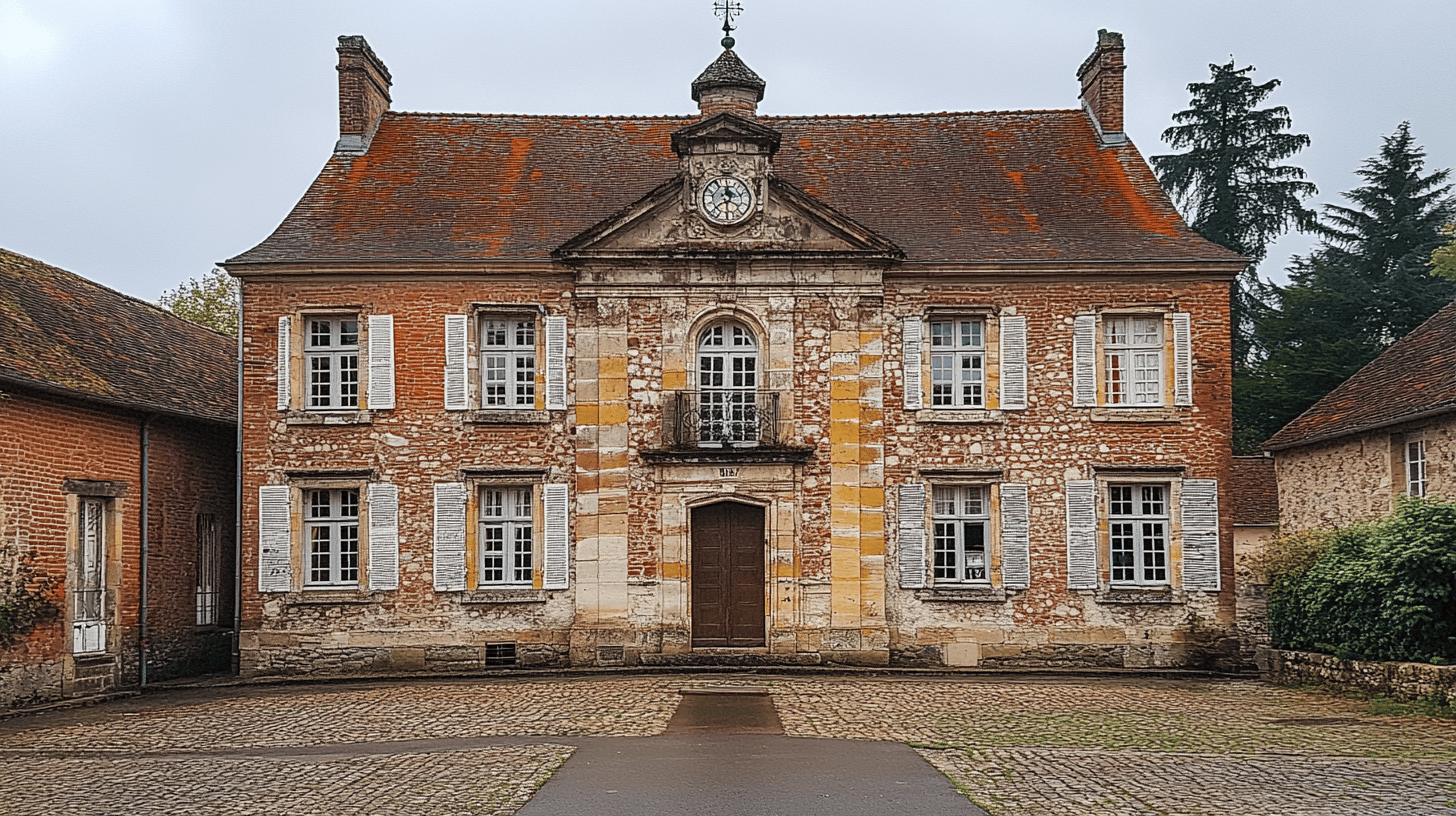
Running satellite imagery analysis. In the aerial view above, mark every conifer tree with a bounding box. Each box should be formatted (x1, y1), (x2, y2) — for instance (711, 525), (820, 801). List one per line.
(1250, 123), (1456, 448)
(1151, 61), (1317, 368)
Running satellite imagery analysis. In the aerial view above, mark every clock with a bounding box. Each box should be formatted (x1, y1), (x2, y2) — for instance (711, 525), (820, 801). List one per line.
(700, 176), (754, 225)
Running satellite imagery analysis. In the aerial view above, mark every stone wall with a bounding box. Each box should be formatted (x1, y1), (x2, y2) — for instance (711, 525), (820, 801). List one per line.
(1259, 647), (1456, 703)
(1233, 524), (1274, 666)
(1274, 414), (1456, 533)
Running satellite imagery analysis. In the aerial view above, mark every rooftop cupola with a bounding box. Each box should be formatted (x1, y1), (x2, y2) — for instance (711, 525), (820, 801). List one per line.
(692, 48), (766, 118)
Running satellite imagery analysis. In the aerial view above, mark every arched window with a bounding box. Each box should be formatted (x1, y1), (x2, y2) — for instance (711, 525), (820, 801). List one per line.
(697, 321), (760, 444)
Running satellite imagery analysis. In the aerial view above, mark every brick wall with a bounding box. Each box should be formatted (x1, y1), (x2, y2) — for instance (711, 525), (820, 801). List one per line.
(0, 386), (235, 707)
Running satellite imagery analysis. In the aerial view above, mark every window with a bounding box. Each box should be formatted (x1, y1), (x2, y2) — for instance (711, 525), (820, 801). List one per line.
(481, 317), (537, 409)
(1407, 438), (1427, 497)
(196, 513), (220, 625)
(1108, 484), (1169, 586)
(697, 321), (760, 444)
(305, 488), (360, 587)
(1104, 317), (1162, 406)
(305, 317), (360, 410)
(930, 319), (985, 408)
(74, 498), (107, 653)
(479, 487), (535, 586)
(932, 485), (989, 583)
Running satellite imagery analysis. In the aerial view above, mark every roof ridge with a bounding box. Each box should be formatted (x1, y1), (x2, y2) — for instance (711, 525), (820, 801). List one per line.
(387, 108), (1085, 121)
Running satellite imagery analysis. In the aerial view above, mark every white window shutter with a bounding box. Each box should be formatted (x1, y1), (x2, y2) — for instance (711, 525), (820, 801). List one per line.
(998, 316), (1028, 410)
(897, 482), (927, 589)
(444, 315), (468, 410)
(367, 314), (396, 411)
(545, 315), (567, 411)
(367, 483), (399, 591)
(1180, 478), (1221, 591)
(258, 485), (292, 593)
(902, 317), (923, 411)
(542, 483), (570, 590)
(433, 483), (467, 591)
(1072, 315), (1096, 407)
(999, 483), (1031, 589)
(276, 316), (291, 411)
(1065, 480), (1098, 590)
(1172, 312), (1193, 407)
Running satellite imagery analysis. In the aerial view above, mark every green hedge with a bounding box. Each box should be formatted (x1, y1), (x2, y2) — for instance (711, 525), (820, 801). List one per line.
(1268, 497), (1456, 663)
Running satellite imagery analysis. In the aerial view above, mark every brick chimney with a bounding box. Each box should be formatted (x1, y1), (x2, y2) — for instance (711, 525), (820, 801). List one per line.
(335, 35), (392, 156)
(1076, 30), (1126, 146)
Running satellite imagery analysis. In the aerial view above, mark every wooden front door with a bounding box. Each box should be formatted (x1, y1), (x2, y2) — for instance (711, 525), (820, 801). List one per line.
(690, 501), (766, 647)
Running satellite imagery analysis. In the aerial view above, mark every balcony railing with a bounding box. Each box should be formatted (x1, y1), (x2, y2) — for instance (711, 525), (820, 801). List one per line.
(664, 390), (782, 448)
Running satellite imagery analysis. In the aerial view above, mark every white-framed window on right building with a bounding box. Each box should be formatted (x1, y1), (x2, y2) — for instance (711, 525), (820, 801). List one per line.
(1107, 483), (1169, 586)
(896, 480), (1030, 591)
(442, 311), (566, 414)
(929, 318), (986, 408)
(480, 317), (538, 409)
(305, 316), (360, 410)
(275, 312), (395, 414)
(931, 485), (990, 583)
(305, 488), (361, 587)
(901, 312), (1027, 413)
(478, 486), (535, 586)
(1072, 311), (1192, 409)
(1406, 436), (1427, 497)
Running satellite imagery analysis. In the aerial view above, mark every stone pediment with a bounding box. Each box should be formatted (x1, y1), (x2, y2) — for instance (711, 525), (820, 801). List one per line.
(554, 176), (903, 260)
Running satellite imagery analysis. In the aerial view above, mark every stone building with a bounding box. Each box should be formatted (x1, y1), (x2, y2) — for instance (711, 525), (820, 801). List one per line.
(1230, 455), (1277, 662)
(0, 249), (237, 708)
(1264, 297), (1456, 532)
(225, 31), (1244, 676)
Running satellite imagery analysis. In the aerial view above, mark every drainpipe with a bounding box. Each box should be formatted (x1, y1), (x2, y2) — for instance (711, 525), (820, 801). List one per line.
(139, 413), (155, 687)
(232, 285), (244, 675)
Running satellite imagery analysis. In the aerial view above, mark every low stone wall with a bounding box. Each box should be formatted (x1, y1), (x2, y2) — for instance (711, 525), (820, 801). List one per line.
(1258, 647), (1456, 703)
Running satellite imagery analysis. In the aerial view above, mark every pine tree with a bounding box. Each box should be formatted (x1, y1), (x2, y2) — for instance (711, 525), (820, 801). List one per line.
(1251, 123), (1456, 448)
(1151, 61), (1317, 367)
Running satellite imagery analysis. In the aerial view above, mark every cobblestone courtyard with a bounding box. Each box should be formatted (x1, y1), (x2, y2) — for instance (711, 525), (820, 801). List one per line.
(0, 673), (1452, 815)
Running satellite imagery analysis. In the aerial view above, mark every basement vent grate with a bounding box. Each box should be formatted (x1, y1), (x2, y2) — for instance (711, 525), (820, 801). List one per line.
(597, 645), (625, 665)
(484, 643), (517, 666)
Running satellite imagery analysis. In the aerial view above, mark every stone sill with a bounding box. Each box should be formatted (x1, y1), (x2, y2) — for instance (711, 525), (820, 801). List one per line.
(641, 446), (815, 465)
(72, 653), (116, 666)
(915, 587), (1008, 603)
(917, 409), (1007, 425)
(285, 410), (373, 426)
(285, 590), (378, 605)
(460, 589), (551, 604)
(1089, 407), (1183, 423)
(464, 409), (553, 425)
(1095, 589), (1184, 604)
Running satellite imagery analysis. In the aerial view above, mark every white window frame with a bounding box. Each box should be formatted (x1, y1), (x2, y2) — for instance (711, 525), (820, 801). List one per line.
(931, 485), (990, 584)
(1104, 316), (1163, 406)
(305, 488), (361, 587)
(697, 321), (760, 445)
(305, 316), (360, 411)
(929, 318), (986, 409)
(1407, 437), (1428, 498)
(478, 486), (536, 587)
(73, 497), (108, 653)
(196, 513), (220, 626)
(480, 315), (538, 410)
(1108, 483), (1170, 587)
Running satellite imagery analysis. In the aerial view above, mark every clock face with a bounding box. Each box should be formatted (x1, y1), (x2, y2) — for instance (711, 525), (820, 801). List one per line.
(700, 176), (754, 225)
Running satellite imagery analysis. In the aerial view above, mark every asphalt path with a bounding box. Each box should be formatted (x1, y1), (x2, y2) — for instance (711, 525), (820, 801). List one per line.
(517, 686), (986, 816)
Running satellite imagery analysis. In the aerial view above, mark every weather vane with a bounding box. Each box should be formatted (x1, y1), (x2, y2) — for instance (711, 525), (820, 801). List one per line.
(714, 0), (742, 49)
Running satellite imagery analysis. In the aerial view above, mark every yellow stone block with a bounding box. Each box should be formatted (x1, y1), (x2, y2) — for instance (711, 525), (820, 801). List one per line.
(859, 532), (884, 556)
(663, 370), (688, 391)
(662, 561), (684, 580)
(831, 505), (859, 528)
(829, 418), (858, 443)
(600, 356), (628, 377)
(831, 361), (859, 379)
(599, 402), (629, 426)
(831, 483), (859, 505)
(576, 404), (599, 426)
(600, 378), (628, 401)
(830, 331), (858, 352)
(830, 379), (859, 401)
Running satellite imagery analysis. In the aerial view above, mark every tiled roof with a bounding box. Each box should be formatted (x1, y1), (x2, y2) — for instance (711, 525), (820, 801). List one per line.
(1230, 456), (1279, 525)
(692, 49), (766, 102)
(227, 110), (1243, 267)
(1264, 297), (1456, 450)
(0, 248), (236, 425)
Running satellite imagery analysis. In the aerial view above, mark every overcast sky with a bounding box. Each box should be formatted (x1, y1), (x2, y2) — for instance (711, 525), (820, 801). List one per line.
(2, 0), (1453, 302)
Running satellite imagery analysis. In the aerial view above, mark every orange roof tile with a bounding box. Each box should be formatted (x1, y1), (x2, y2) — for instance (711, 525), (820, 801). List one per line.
(228, 110), (1241, 267)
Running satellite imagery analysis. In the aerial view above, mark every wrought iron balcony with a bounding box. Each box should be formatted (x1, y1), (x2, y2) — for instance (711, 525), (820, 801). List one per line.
(664, 389), (782, 448)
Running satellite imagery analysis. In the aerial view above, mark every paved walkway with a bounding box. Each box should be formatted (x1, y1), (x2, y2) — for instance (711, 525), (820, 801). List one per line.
(0, 673), (1451, 815)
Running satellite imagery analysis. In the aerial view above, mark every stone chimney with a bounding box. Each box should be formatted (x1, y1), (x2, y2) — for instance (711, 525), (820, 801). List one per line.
(335, 35), (392, 156)
(691, 49), (766, 118)
(1077, 30), (1126, 146)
